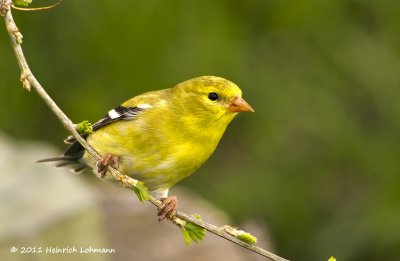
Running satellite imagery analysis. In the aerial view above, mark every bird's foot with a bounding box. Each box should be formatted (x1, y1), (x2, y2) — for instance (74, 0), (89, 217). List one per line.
(158, 195), (178, 221)
(97, 153), (119, 178)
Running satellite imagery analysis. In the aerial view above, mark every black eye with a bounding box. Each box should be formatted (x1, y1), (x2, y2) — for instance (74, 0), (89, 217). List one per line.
(208, 92), (219, 101)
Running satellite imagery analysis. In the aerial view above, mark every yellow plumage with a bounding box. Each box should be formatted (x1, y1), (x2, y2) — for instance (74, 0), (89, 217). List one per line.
(40, 76), (254, 199)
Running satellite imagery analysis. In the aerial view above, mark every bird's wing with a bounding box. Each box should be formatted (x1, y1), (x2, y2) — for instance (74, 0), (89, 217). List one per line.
(37, 105), (147, 172)
(93, 106), (145, 131)
(64, 106), (145, 144)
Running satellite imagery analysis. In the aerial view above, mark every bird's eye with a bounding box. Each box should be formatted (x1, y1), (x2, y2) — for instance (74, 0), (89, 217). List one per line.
(208, 92), (219, 101)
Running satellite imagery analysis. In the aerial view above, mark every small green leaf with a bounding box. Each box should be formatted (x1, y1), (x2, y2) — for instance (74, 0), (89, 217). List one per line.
(132, 181), (150, 202)
(328, 257), (336, 261)
(192, 213), (202, 220)
(181, 227), (191, 245)
(237, 232), (257, 245)
(76, 120), (93, 135)
(224, 226), (257, 245)
(182, 220), (206, 245)
(13, 0), (32, 7)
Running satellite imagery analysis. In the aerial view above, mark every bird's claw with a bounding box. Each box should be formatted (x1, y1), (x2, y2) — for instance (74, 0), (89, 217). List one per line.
(97, 154), (119, 178)
(158, 196), (178, 221)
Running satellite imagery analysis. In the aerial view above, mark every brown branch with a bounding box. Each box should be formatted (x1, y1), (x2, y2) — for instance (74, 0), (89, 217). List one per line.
(1, 1), (289, 260)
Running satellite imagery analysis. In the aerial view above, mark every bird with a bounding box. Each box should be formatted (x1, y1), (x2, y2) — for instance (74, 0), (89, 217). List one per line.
(38, 76), (254, 220)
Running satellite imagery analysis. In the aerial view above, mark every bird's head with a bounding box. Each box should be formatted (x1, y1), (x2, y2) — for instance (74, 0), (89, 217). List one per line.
(173, 76), (254, 120)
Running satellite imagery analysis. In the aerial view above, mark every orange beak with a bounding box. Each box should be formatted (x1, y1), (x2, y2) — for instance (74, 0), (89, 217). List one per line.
(228, 96), (255, 113)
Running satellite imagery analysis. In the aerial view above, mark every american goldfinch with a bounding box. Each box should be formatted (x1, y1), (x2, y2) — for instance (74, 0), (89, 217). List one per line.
(39, 76), (254, 220)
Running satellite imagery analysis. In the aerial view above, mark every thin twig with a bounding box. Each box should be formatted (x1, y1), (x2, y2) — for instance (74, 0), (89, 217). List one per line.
(1, 2), (289, 260)
(12, 0), (61, 11)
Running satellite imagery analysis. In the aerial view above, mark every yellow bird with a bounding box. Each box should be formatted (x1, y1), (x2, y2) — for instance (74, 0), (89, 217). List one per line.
(39, 76), (254, 220)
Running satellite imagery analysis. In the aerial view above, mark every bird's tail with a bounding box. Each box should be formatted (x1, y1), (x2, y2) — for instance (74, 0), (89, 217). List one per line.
(36, 141), (87, 173)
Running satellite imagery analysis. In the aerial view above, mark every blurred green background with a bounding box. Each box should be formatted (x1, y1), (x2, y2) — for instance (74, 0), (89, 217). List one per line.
(1, 0), (400, 260)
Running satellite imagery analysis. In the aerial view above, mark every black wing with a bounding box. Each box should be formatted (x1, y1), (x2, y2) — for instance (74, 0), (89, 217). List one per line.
(37, 106), (145, 171)
(64, 106), (144, 144)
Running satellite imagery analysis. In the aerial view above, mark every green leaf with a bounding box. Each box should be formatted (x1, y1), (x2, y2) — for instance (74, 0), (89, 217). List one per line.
(75, 120), (93, 135)
(132, 181), (150, 202)
(181, 227), (191, 245)
(182, 220), (206, 245)
(224, 226), (257, 245)
(13, 0), (32, 7)
(192, 213), (202, 220)
(237, 232), (257, 245)
(328, 257), (336, 261)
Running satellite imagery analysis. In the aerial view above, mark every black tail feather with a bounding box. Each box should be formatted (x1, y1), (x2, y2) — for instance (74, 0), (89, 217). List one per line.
(36, 140), (87, 173)
(36, 156), (78, 163)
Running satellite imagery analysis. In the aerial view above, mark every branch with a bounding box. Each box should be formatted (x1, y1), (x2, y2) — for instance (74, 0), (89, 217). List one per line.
(1, 2), (289, 260)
